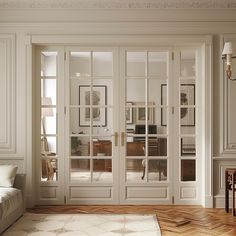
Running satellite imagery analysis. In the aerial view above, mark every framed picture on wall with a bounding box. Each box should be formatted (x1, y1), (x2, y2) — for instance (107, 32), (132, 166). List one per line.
(126, 102), (133, 124)
(135, 102), (154, 124)
(79, 85), (107, 127)
(180, 84), (195, 126)
(161, 84), (195, 126)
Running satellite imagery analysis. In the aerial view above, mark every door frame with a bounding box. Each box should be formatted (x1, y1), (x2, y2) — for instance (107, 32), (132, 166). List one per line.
(32, 35), (213, 207)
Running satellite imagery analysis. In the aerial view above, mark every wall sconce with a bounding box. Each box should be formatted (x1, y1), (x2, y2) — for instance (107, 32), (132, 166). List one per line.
(222, 42), (236, 81)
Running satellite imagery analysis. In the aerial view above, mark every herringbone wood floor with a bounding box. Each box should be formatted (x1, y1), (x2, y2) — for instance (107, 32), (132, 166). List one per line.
(28, 205), (236, 236)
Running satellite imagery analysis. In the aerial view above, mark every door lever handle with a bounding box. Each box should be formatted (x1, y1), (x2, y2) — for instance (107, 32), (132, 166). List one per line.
(121, 132), (126, 146)
(114, 132), (118, 146)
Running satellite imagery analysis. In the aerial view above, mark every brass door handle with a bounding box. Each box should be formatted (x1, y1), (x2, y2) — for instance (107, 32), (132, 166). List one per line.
(114, 132), (118, 146)
(121, 132), (125, 146)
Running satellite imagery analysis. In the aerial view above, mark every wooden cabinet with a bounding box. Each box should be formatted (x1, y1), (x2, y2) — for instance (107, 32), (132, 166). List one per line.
(86, 139), (167, 172)
(89, 141), (112, 172)
(127, 138), (167, 156)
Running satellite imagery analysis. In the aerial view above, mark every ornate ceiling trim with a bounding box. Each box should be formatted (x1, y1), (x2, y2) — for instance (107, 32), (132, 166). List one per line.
(0, 0), (236, 10)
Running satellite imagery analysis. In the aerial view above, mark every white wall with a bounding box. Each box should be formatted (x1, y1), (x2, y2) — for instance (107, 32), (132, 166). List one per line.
(0, 2), (236, 207)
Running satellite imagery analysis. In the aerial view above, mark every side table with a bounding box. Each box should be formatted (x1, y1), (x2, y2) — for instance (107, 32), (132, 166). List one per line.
(225, 168), (236, 216)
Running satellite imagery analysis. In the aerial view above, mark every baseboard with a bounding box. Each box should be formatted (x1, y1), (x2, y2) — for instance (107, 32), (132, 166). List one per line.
(203, 195), (213, 208)
(25, 195), (34, 208)
(214, 194), (234, 208)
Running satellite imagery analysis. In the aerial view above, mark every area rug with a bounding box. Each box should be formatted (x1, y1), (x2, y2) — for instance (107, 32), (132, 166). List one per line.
(3, 213), (161, 236)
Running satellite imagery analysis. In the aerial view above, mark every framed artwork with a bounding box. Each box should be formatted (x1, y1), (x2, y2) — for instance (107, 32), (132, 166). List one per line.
(126, 102), (133, 124)
(161, 84), (195, 126)
(135, 102), (154, 124)
(79, 85), (107, 127)
(180, 84), (195, 126)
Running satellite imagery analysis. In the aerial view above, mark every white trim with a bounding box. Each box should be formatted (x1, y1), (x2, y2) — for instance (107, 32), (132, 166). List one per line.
(31, 35), (212, 46)
(0, 34), (16, 154)
(0, 0), (236, 10)
(221, 34), (236, 154)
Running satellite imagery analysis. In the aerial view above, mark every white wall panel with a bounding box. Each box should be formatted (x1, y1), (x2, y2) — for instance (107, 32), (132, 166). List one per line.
(70, 187), (112, 199)
(126, 187), (167, 199)
(40, 187), (57, 199)
(0, 35), (15, 153)
(180, 187), (196, 199)
(0, 159), (25, 173)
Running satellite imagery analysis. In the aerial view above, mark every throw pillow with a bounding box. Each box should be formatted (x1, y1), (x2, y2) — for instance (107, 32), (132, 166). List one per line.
(0, 165), (18, 187)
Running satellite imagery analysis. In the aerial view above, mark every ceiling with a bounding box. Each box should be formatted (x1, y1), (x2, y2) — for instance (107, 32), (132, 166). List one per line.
(0, 0), (236, 9)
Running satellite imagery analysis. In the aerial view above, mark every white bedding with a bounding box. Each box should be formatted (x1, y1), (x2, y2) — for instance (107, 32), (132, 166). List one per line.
(0, 188), (22, 219)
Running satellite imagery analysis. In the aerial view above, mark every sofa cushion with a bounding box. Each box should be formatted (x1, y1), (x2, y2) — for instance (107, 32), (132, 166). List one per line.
(0, 165), (18, 187)
(0, 188), (22, 220)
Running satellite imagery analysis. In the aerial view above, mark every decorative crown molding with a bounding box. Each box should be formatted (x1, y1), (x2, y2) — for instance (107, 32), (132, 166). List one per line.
(0, 0), (236, 10)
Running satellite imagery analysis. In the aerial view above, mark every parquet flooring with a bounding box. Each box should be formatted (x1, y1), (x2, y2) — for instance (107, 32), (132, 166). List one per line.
(28, 205), (236, 236)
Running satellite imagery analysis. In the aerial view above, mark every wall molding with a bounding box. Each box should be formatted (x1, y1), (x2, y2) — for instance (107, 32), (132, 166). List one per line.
(0, 34), (16, 154)
(0, 0), (236, 10)
(221, 34), (236, 154)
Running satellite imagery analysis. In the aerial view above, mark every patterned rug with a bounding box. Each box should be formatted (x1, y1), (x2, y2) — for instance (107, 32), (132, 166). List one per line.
(3, 213), (161, 236)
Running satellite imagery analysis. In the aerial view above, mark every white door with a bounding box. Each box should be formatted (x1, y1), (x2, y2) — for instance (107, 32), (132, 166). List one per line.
(35, 46), (65, 204)
(119, 48), (173, 204)
(35, 45), (201, 205)
(65, 47), (120, 204)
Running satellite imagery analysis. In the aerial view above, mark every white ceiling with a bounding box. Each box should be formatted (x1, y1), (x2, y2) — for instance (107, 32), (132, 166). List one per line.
(0, 0), (236, 9)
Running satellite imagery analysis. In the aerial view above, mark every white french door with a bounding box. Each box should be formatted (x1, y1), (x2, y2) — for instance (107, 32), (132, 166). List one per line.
(35, 45), (201, 205)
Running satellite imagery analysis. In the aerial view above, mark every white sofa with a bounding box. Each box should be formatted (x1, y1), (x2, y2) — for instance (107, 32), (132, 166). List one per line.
(0, 174), (26, 234)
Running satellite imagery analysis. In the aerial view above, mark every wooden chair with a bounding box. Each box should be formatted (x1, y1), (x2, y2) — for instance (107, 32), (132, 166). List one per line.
(225, 168), (236, 216)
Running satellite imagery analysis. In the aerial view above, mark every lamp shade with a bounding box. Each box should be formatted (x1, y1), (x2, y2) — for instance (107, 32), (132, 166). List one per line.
(41, 97), (54, 117)
(222, 42), (234, 55)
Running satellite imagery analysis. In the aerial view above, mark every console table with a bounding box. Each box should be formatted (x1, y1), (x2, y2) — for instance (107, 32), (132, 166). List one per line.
(225, 168), (236, 216)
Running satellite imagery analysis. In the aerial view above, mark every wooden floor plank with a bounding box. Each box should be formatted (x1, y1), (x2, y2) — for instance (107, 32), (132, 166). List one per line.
(28, 205), (236, 235)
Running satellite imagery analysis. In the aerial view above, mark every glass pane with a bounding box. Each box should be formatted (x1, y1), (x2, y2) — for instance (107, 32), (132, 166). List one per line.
(70, 159), (90, 182)
(41, 52), (57, 77)
(70, 52), (91, 78)
(133, 103), (154, 125)
(181, 126), (195, 135)
(149, 80), (165, 107)
(180, 51), (196, 77)
(126, 139), (145, 156)
(126, 79), (145, 102)
(41, 159), (57, 181)
(93, 52), (112, 76)
(78, 85), (108, 126)
(41, 108), (56, 135)
(41, 136), (57, 154)
(93, 81), (112, 106)
(147, 159), (167, 181)
(91, 139), (112, 157)
(181, 159), (196, 181)
(149, 52), (168, 78)
(126, 159), (144, 182)
(160, 84), (168, 106)
(180, 108), (195, 126)
(148, 138), (167, 156)
(41, 79), (56, 105)
(93, 159), (112, 182)
(181, 137), (196, 156)
(71, 136), (89, 156)
(92, 108), (112, 134)
(151, 107), (167, 134)
(126, 52), (146, 77)
(180, 84), (195, 106)
(70, 79), (90, 105)
(70, 108), (90, 134)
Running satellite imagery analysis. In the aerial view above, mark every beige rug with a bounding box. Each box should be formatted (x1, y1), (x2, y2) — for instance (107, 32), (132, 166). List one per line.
(3, 213), (161, 236)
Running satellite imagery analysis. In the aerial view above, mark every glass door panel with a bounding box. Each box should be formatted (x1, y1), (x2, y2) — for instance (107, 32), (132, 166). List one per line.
(179, 50), (197, 184)
(40, 51), (58, 182)
(124, 50), (169, 187)
(69, 50), (115, 186)
(175, 48), (198, 205)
